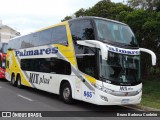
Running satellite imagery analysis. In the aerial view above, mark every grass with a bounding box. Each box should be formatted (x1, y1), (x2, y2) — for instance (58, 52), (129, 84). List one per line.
(140, 79), (160, 109)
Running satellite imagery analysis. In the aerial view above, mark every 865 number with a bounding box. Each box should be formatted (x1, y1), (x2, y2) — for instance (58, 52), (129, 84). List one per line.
(84, 91), (92, 98)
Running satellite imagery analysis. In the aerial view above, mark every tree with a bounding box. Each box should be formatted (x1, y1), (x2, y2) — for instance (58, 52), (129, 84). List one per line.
(127, 0), (160, 11)
(62, 0), (160, 78)
(127, 0), (148, 9)
(117, 10), (160, 77)
(75, 8), (86, 17)
(62, 0), (133, 21)
(61, 16), (72, 22)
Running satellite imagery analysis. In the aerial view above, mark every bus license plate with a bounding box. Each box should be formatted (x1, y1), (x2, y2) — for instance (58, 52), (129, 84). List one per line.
(121, 99), (129, 104)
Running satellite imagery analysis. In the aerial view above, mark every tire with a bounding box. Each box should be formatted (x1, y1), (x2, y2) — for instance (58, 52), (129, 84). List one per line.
(11, 75), (16, 86)
(17, 75), (22, 88)
(60, 82), (73, 104)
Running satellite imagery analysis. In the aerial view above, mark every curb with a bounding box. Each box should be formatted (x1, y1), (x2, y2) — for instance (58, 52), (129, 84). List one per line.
(126, 105), (160, 111)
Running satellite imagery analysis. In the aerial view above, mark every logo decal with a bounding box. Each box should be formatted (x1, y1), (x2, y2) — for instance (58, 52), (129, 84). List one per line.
(119, 86), (133, 91)
(15, 47), (58, 57)
(108, 46), (140, 55)
(29, 73), (50, 85)
(120, 86), (127, 91)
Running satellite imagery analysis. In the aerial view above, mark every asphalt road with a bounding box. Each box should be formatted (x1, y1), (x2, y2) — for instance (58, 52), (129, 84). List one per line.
(0, 79), (159, 120)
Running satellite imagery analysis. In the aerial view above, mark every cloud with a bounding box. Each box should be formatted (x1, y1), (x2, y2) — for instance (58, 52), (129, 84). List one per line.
(0, 0), (123, 35)
(2, 15), (56, 35)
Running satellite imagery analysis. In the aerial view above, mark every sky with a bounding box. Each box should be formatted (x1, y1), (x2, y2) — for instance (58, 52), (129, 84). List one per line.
(0, 0), (124, 35)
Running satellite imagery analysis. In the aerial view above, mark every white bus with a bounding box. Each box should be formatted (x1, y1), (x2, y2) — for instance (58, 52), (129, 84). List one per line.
(5, 16), (156, 105)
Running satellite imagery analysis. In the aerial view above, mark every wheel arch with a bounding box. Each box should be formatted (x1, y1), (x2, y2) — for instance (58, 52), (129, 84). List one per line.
(16, 73), (21, 80)
(11, 72), (15, 79)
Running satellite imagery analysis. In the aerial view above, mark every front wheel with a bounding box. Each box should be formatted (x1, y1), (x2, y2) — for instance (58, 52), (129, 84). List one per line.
(60, 82), (73, 104)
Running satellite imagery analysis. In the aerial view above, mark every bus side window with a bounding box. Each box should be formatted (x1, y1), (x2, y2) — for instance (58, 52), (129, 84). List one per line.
(30, 33), (40, 47)
(76, 47), (98, 78)
(24, 35), (31, 48)
(69, 20), (95, 42)
(21, 58), (71, 75)
(39, 29), (52, 46)
(51, 26), (68, 45)
(50, 59), (71, 75)
(69, 19), (97, 78)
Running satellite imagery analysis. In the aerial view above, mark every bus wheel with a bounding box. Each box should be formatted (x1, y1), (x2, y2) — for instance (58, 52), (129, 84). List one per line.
(17, 75), (22, 88)
(11, 75), (16, 86)
(61, 82), (73, 104)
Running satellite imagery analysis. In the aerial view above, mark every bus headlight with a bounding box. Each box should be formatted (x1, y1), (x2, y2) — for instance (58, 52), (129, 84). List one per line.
(137, 88), (142, 93)
(100, 95), (108, 101)
(94, 84), (114, 94)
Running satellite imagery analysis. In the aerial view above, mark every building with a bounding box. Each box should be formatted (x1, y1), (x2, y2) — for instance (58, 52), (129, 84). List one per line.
(0, 20), (20, 42)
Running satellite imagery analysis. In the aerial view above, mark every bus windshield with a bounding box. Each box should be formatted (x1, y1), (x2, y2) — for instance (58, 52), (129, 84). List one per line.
(94, 19), (138, 47)
(99, 52), (140, 84)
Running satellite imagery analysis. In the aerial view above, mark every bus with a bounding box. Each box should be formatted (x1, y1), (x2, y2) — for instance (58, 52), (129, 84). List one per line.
(5, 17), (156, 105)
(0, 42), (8, 79)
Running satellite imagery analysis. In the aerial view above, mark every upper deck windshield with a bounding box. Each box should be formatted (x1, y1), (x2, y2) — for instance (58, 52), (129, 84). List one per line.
(69, 18), (141, 85)
(94, 19), (138, 47)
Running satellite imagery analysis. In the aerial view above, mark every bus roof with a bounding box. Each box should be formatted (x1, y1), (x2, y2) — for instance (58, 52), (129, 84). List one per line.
(68, 16), (127, 26)
(9, 16), (127, 42)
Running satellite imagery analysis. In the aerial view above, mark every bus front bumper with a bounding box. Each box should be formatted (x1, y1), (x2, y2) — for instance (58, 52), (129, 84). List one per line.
(94, 89), (142, 105)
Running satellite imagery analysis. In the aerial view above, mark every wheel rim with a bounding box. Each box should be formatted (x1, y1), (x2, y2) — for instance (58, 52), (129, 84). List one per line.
(63, 87), (70, 100)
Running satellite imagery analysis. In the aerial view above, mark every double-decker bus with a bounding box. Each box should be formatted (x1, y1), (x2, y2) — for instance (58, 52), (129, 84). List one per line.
(5, 17), (156, 105)
(0, 42), (8, 79)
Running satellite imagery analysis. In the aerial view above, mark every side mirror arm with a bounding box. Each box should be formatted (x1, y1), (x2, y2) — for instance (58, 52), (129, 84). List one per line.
(77, 40), (108, 60)
(139, 48), (156, 66)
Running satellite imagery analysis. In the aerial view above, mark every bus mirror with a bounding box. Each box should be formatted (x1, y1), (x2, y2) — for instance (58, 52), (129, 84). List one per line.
(77, 40), (108, 60)
(139, 48), (156, 66)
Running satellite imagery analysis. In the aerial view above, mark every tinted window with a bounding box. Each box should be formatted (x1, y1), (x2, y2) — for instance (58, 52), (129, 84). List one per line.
(39, 29), (52, 46)
(9, 38), (21, 50)
(24, 35), (31, 48)
(69, 20), (97, 78)
(94, 19), (138, 46)
(21, 58), (71, 75)
(8, 25), (68, 49)
(51, 26), (68, 45)
(76, 46), (97, 78)
(13, 39), (18, 49)
(30, 33), (40, 47)
(69, 20), (95, 41)
(16, 39), (22, 49)
(8, 39), (15, 49)
(21, 39), (25, 49)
